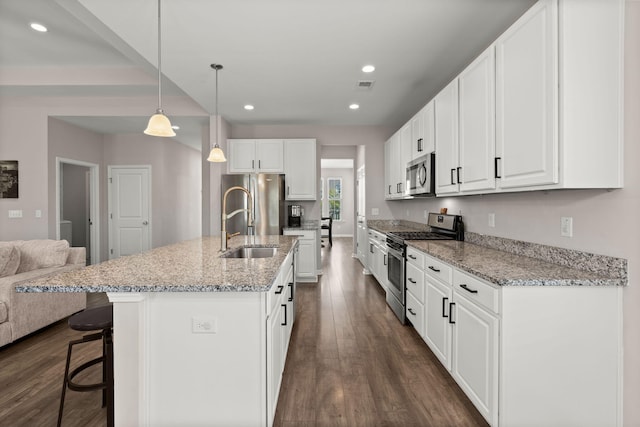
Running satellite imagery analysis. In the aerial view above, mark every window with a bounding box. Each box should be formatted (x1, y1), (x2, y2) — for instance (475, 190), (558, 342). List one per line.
(327, 178), (342, 221)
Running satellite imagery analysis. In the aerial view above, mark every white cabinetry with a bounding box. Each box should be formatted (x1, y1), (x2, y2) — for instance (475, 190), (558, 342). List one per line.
(283, 228), (318, 282)
(410, 101), (435, 161)
(367, 229), (388, 291)
(434, 79), (459, 195)
(228, 139), (284, 173)
(284, 139), (317, 200)
(494, 0), (623, 191)
(356, 219), (367, 267)
(267, 250), (296, 425)
(407, 245), (621, 427)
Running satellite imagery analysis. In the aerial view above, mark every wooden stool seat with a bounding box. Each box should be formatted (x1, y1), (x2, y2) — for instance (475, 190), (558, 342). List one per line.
(58, 304), (114, 427)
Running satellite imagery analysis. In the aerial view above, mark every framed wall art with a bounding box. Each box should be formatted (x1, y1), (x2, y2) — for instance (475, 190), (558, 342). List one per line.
(0, 161), (18, 198)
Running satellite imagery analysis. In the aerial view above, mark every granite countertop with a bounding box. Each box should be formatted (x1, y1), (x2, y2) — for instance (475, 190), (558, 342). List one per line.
(15, 235), (298, 293)
(283, 220), (320, 231)
(367, 219), (428, 234)
(407, 240), (626, 287)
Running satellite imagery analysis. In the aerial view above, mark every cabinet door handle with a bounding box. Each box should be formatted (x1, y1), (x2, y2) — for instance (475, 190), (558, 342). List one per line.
(450, 169), (455, 185)
(252, 160), (255, 169)
(388, 185), (391, 195)
(370, 244), (374, 254)
(408, 278), (416, 284)
(281, 304), (287, 326)
(448, 302), (456, 324)
(417, 138), (423, 152)
(258, 159), (261, 169)
(275, 285), (284, 295)
(408, 254), (417, 260)
(287, 186), (290, 196)
(495, 157), (501, 179)
(456, 167), (462, 184)
(442, 297), (449, 318)
(428, 265), (440, 273)
(383, 254), (387, 266)
(408, 308), (416, 316)
(459, 284), (478, 294)
(288, 282), (294, 302)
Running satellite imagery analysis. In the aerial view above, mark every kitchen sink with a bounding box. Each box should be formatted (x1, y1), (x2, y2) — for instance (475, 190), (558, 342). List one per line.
(221, 246), (277, 259)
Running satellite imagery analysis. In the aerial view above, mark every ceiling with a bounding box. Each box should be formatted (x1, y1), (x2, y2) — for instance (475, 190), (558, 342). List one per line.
(0, 0), (536, 151)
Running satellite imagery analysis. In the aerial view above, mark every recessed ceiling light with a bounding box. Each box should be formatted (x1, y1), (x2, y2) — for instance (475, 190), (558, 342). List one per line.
(362, 65), (375, 73)
(244, 105), (254, 110)
(30, 22), (48, 32)
(171, 125), (180, 130)
(349, 104), (360, 110)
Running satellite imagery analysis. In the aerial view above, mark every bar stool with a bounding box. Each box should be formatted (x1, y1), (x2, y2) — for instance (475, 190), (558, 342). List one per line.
(57, 304), (114, 427)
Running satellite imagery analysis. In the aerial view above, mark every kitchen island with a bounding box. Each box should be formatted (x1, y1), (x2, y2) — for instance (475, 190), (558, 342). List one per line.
(17, 235), (299, 427)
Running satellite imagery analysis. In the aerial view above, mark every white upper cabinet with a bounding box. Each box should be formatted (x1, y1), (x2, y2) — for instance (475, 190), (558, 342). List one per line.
(410, 101), (435, 160)
(495, 0), (558, 189)
(434, 79), (460, 195)
(284, 138), (317, 200)
(228, 139), (284, 173)
(459, 46), (496, 193)
(495, 0), (623, 191)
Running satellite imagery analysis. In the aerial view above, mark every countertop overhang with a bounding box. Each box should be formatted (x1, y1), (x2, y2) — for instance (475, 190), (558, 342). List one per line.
(15, 235), (298, 293)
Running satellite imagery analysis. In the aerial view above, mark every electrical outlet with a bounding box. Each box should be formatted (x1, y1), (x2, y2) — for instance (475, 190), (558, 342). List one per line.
(561, 217), (573, 237)
(192, 317), (217, 334)
(35, 210), (42, 218)
(488, 213), (495, 228)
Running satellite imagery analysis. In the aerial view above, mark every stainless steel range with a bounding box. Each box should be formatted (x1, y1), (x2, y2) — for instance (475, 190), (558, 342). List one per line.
(385, 213), (464, 323)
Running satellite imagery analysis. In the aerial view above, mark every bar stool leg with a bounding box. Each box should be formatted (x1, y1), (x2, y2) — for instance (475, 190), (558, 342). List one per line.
(105, 328), (114, 427)
(57, 340), (74, 427)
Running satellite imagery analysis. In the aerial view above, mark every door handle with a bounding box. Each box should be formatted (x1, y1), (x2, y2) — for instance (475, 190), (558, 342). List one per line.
(383, 254), (387, 266)
(450, 169), (455, 185)
(275, 285), (284, 295)
(281, 304), (287, 326)
(448, 302), (456, 324)
(142, 221), (148, 225)
(258, 159), (261, 169)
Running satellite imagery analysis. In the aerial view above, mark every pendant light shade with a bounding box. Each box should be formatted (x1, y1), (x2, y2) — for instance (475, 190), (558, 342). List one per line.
(207, 63), (227, 163)
(144, 0), (175, 137)
(144, 109), (176, 137)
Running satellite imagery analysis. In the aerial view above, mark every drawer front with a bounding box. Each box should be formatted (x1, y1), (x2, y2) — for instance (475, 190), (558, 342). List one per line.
(268, 280), (286, 315)
(406, 291), (425, 337)
(283, 229), (314, 239)
(405, 262), (425, 303)
(424, 254), (453, 285)
(406, 247), (425, 269)
(453, 269), (500, 314)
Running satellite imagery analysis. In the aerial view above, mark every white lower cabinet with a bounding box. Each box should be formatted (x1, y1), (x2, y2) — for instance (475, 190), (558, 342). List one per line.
(409, 248), (621, 427)
(283, 229), (318, 282)
(367, 229), (388, 290)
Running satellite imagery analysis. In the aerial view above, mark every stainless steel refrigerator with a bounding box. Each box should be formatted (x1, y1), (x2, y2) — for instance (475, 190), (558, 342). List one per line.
(221, 174), (286, 236)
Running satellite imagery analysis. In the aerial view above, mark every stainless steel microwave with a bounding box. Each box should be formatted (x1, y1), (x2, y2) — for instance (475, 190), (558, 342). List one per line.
(406, 153), (435, 197)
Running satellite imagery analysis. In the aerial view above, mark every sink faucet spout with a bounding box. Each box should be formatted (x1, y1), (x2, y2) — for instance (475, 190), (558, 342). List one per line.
(221, 186), (254, 251)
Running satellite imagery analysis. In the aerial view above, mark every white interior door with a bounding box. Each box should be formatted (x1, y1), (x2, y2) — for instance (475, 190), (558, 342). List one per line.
(109, 166), (151, 259)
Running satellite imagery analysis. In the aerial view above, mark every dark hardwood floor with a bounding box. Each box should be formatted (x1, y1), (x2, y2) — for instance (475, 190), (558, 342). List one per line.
(0, 237), (488, 427)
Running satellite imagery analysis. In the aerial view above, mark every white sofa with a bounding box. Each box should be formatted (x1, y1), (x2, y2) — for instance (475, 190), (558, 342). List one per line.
(0, 240), (86, 347)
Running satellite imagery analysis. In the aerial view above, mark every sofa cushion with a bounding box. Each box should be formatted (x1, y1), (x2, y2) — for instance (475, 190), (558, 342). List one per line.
(0, 243), (20, 278)
(0, 301), (7, 324)
(15, 240), (70, 274)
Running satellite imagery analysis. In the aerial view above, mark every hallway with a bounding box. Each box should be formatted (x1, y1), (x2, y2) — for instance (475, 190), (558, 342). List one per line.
(274, 237), (488, 426)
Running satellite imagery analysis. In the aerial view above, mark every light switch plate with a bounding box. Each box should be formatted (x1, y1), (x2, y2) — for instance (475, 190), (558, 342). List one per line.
(488, 213), (495, 228)
(561, 217), (573, 237)
(35, 210), (42, 218)
(8, 210), (22, 218)
(371, 208), (379, 216)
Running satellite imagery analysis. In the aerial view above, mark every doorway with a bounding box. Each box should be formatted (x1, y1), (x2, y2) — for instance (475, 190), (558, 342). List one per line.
(108, 165), (152, 259)
(56, 158), (99, 265)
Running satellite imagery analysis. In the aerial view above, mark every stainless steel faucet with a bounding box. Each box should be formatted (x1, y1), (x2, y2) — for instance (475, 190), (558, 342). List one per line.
(221, 186), (254, 251)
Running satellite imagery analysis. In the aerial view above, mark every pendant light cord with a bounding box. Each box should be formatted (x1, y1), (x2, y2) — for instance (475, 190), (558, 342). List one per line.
(211, 64), (223, 149)
(157, 0), (162, 112)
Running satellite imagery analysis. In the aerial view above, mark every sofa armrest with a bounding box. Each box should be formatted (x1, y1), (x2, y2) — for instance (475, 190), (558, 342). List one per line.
(66, 247), (86, 266)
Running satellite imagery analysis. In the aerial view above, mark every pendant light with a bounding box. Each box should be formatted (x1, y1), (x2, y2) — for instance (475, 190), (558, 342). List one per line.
(207, 63), (227, 162)
(144, 0), (176, 137)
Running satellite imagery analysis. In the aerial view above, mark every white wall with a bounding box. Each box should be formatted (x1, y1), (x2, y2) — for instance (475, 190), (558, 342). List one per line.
(104, 133), (202, 249)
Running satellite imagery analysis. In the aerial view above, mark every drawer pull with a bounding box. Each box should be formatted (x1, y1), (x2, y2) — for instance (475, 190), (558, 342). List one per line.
(275, 285), (284, 295)
(459, 284), (478, 294)
(428, 266), (440, 273)
(408, 278), (416, 284)
(442, 297), (448, 318)
(408, 254), (417, 260)
(408, 308), (416, 316)
(448, 302), (456, 324)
